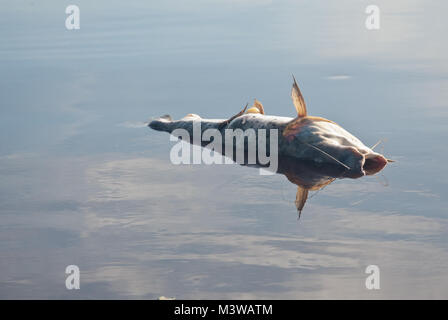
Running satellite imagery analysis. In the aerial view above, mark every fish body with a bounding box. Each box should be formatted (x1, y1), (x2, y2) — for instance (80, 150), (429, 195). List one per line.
(149, 77), (389, 179)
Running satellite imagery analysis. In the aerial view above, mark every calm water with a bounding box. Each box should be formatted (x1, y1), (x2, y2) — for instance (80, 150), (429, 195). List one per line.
(1, 0), (448, 299)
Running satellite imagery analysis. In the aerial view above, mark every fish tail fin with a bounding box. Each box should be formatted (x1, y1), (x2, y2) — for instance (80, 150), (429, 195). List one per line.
(148, 114), (173, 132)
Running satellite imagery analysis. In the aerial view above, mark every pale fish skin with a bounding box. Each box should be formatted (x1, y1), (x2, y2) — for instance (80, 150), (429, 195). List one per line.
(149, 77), (389, 179)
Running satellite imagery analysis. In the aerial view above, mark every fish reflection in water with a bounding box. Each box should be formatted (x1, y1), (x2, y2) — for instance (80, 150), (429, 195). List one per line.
(149, 76), (393, 217)
(248, 155), (370, 217)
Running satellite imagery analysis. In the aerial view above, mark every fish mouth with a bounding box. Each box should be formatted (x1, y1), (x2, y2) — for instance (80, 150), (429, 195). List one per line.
(363, 154), (387, 175)
(341, 149), (388, 178)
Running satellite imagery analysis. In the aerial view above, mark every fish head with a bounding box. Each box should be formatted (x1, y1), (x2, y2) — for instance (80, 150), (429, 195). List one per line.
(337, 146), (388, 178)
(283, 117), (388, 178)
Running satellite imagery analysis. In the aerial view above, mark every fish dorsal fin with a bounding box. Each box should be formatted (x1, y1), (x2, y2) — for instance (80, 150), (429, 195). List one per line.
(159, 114), (172, 121)
(295, 186), (309, 217)
(291, 75), (307, 117)
(218, 103), (248, 129)
(253, 99), (265, 114)
(246, 99), (265, 114)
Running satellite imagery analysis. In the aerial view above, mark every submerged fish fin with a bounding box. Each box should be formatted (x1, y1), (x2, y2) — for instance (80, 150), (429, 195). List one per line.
(291, 75), (307, 117)
(295, 186), (309, 217)
(218, 103), (249, 129)
(386, 159), (395, 163)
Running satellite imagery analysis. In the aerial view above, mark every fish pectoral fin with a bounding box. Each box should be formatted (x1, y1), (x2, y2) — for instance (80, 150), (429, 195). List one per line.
(295, 186), (309, 217)
(218, 103), (248, 129)
(291, 74), (307, 117)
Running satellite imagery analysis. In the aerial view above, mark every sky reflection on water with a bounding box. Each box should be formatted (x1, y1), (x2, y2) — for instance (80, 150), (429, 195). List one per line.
(1, 0), (448, 298)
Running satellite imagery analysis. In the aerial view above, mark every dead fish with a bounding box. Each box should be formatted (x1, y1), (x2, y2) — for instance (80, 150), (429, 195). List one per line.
(149, 76), (392, 179)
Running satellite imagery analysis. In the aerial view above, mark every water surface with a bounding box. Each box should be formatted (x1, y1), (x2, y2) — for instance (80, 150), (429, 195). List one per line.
(1, 0), (448, 299)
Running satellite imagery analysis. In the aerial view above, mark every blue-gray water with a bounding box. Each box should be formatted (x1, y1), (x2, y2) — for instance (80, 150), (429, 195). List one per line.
(1, 0), (448, 299)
